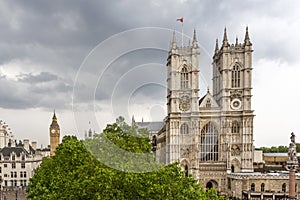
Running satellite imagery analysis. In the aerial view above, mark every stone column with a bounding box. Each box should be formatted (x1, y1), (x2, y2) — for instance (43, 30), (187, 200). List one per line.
(289, 168), (296, 199)
(287, 132), (298, 200)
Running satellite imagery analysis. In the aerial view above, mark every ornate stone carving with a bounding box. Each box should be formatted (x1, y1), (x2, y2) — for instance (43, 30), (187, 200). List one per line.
(230, 90), (243, 99)
(231, 144), (240, 156)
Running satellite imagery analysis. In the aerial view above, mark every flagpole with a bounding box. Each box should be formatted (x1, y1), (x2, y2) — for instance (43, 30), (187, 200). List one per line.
(181, 22), (183, 47)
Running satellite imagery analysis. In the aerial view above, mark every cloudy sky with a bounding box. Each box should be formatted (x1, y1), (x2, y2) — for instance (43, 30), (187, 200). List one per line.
(0, 0), (300, 147)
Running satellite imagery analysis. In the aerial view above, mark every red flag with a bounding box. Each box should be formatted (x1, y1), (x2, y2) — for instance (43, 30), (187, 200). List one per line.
(176, 17), (183, 23)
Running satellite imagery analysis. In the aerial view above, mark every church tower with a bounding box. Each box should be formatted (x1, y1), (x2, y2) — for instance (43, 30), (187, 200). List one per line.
(212, 27), (254, 172)
(165, 30), (200, 164)
(49, 111), (60, 156)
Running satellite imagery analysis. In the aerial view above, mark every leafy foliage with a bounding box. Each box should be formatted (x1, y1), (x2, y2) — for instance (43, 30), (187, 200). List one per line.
(257, 144), (300, 153)
(27, 117), (227, 200)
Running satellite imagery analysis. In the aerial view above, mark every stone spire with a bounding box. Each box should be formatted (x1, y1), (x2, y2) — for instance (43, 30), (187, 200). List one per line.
(214, 38), (219, 53)
(244, 26), (252, 46)
(171, 31), (177, 49)
(192, 29), (198, 48)
(222, 27), (229, 47)
(235, 36), (238, 46)
(51, 109), (58, 126)
(131, 115), (136, 127)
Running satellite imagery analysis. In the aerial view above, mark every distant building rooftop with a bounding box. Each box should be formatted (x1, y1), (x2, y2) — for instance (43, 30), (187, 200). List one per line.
(135, 121), (164, 135)
(263, 153), (300, 157)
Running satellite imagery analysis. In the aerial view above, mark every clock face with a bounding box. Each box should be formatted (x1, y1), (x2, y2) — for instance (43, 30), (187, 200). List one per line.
(179, 95), (190, 111)
(231, 99), (242, 110)
(51, 129), (56, 133)
(179, 102), (190, 111)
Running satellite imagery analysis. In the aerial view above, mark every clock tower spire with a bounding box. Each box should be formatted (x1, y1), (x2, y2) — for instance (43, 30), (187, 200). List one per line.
(49, 110), (60, 156)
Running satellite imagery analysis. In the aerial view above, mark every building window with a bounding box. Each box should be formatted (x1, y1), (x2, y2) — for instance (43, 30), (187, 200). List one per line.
(12, 162), (16, 169)
(180, 123), (189, 134)
(21, 155), (25, 161)
(20, 172), (23, 178)
(250, 183), (255, 191)
(0, 167), (1, 173)
(261, 183), (265, 192)
(4, 174), (7, 177)
(4, 164), (7, 168)
(21, 163), (25, 169)
(12, 154), (15, 161)
(232, 65), (241, 88)
(4, 181), (7, 187)
(206, 99), (211, 108)
(282, 183), (286, 192)
(180, 66), (189, 89)
(14, 171), (17, 178)
(24, 171), (27, 178)
(14, 180), (17, 187)
(11, 172), (13, 178)
(231, 121), (240, 133)
(200, 122), (218, 161)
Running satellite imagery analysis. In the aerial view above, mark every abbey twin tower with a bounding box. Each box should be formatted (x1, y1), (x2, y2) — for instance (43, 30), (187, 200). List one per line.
(155, 27), (254, 191)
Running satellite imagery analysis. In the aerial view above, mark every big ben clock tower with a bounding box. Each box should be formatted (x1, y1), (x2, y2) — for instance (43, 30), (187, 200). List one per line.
(49, 111), (60, 156)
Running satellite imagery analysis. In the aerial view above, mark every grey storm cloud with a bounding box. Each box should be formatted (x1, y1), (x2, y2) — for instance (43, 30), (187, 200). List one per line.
(0, 0), (300, 111)
(18, 72), (58, 83)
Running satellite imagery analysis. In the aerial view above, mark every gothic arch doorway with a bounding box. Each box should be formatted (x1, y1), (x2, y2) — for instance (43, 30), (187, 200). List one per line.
(206, 181), (213, 189)
(231, 159), (241, 173)
(206, 180), (218, 189)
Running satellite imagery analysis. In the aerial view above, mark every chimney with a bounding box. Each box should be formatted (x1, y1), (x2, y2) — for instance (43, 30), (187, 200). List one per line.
(31, 141), (37, 150)
(23, 139), (30, 152)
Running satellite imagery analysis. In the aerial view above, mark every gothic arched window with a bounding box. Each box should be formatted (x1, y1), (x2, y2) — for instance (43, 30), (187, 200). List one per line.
(282, 183), (286, 192)
(231, 121), (240, 133)
(232, 65), (241, 88)
(250, 183), (255, 191)
(181, 66), (189, 89)
(200, 122), (218, 161)
(261, 183), (265, 192)
(180, 123), (189, 134)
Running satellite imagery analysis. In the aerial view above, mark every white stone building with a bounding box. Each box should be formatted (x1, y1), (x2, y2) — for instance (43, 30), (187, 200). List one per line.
(0, 139), (43, 190)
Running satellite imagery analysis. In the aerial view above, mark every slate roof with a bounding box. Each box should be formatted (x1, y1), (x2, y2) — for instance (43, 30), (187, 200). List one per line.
(198, 95), (206, 105)
(0, 146), (30, 157)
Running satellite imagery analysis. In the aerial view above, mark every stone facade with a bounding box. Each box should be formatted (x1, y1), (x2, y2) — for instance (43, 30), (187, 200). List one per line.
(228, 173), (300, 199)
(156, 27), (254, 194)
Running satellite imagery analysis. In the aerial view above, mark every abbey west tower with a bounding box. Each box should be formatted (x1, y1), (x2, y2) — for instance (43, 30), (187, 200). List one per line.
(156, 27), (254, 191)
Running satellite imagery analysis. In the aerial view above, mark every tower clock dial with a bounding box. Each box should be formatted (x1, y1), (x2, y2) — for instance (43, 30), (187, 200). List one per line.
(51, 129), (56, 134)
(179, 95), (190, 111)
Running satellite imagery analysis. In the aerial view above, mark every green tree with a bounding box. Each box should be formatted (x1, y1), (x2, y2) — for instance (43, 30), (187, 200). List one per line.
(28, 117), (227, 200)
